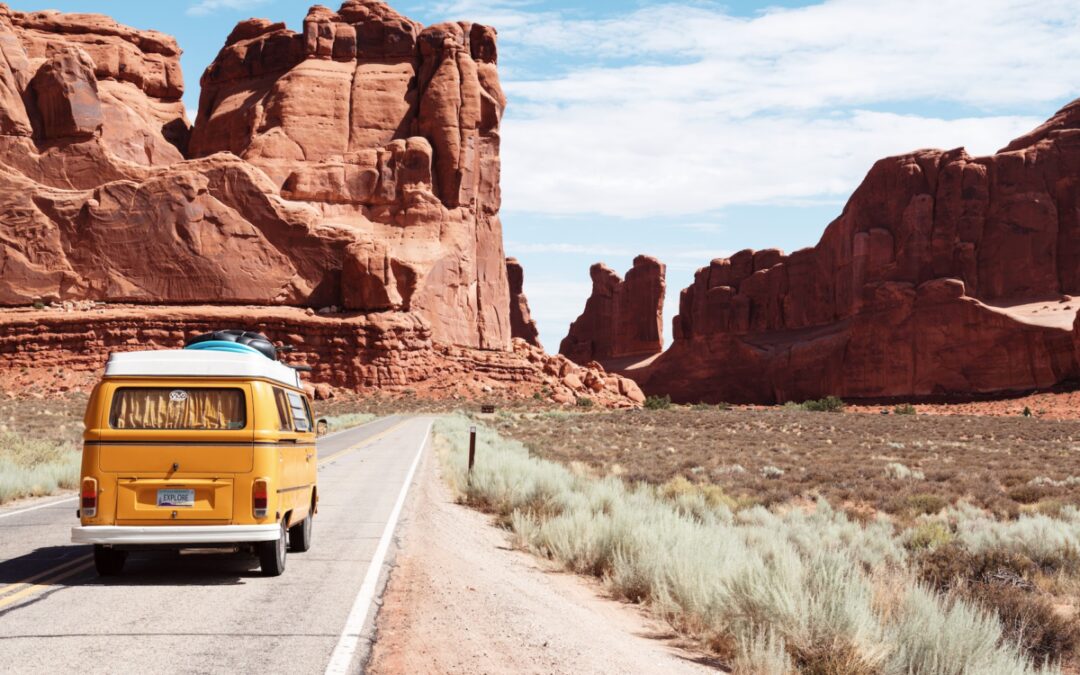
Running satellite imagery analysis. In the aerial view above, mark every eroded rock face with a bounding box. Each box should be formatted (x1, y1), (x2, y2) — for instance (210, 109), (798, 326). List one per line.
(0, 2), (511, 352)
(638, 106), (1080, 403)
(560, 255), (665, 364)
(506, 257), (540, 348)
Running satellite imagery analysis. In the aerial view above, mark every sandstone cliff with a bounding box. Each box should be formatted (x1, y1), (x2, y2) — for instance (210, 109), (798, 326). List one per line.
(0, 1), (509, 351)
(560, 255), (665, 365)
(636, 101), (1080, 403)
(0, 2), (644, 407)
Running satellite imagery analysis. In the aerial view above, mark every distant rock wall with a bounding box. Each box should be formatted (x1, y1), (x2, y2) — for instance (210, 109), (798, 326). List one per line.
(637, 101), (1080, 403)
(560, 255), (665, 364)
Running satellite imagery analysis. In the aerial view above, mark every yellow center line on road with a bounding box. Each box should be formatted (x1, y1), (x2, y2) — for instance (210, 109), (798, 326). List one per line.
(318, 419), (409, 468)
(0, 560), (94, 611)
(0, 554), (93, 598)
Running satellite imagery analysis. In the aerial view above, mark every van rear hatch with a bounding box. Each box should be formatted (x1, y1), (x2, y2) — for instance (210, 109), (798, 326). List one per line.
(95, 383), (255, 524)
(115, 478), (234, 521)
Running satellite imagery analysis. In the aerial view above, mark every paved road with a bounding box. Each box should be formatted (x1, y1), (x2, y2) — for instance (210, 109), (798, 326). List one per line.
(0, 415), (432, 675)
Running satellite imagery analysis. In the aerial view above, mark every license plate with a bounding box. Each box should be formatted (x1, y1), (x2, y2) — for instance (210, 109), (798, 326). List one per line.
(157, 489), (195, 508)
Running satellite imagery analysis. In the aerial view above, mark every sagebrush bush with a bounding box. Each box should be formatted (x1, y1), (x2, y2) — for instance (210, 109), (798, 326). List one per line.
(884, 462), (925, 481)
(798, 396), (845, 413)
(893, 404), (917, 415)
(644, 395), (672, 410)
(433, 416), (1060, 674)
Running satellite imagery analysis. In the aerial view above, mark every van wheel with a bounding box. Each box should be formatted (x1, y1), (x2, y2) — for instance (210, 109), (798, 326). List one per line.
(93, 545), (127, 576)
(258, 520), (288, 576)
(289, 508), (313, 553)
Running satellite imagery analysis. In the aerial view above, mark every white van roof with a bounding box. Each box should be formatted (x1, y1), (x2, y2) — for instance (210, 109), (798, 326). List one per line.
(104, 349), (302, 389)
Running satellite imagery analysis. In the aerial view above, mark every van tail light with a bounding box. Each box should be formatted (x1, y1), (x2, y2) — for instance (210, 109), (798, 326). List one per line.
(253, 478), (269, 518)
(81, 478), (98, 518)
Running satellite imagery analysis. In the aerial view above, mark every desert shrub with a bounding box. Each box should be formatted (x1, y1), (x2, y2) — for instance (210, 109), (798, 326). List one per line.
(575, 396), (594, 408)
(732, 629), (795, 675)
(644, 395), (672, 410)
(887, 493), (948, 516)
(916, 543), (1037, 592)
(905, 521), (954, 551)
(968, 583), (1080, 661)
(941, 504), (1080, 574)
(799, 396), (844, 413)
(1008, 483), (1052, 505)
(0, 432), (81, 503)
(884, 462), (925, 481)
(893, 403), (917, 415)
(885, 584), (1048, 675)
(761, 465), (785, 479)
(435, 416), (1060, 674)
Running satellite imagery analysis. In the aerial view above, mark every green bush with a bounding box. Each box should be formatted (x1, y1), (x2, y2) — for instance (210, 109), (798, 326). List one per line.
(798, 396), (845, 413)
(575, 396), (594, 408)
(893, 403), (917, 415)
(644, 395), (672, 410)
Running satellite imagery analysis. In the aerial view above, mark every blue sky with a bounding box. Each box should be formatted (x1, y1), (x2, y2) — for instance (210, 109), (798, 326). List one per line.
(11, 0), (1080, 350)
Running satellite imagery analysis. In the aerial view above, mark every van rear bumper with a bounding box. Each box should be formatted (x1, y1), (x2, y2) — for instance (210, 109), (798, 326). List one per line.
(72, 524), (280, 546)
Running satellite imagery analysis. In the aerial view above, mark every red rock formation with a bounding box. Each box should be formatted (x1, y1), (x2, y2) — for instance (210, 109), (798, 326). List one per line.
(637, 102), (1080, 403)
(0, 2), (509, 351)
(0, 305), (644, 407)
(0, 3), (643, 408)
(560, 255), (666, 365)
(506, 257), (540, 348)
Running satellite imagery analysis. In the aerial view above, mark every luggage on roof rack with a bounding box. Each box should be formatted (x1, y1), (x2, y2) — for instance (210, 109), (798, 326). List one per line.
(184, 330), (278, 361)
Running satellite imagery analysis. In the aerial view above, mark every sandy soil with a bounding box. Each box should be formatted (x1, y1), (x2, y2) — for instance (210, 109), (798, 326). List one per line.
(367, 449), (717, 675)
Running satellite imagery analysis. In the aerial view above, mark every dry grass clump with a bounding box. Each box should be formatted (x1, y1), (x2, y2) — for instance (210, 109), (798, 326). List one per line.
(435, 415), (1063, 674)
(320, 412), (376, 431)
(0, 394), (85, 504)
(0, 432), (81, 503)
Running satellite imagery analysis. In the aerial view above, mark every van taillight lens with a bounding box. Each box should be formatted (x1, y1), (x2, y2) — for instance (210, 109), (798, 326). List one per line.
(81, 478), (98, 518)
(253, 478), (269, 518)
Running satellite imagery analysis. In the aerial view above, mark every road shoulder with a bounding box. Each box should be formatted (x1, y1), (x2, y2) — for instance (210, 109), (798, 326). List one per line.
(367, 441), (716, 675)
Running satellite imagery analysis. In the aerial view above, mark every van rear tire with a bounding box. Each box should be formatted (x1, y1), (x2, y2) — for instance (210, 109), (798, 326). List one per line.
(289, 507), (313, 553)
(258, 520), (288, 576)
(93, 545), (127, 576)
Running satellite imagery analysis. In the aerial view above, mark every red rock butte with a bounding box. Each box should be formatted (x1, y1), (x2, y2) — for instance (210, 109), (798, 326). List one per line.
(560, 255), (666, 365)
(0, 2), (645, 407)
(627, 99), (1080, 403)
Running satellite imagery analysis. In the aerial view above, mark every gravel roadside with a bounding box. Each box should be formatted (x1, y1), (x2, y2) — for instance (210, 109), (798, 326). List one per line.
(367, 447), (717, 675)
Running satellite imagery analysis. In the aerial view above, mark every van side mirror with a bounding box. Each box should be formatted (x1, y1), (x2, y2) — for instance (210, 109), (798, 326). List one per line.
(316, 419), (328, 437)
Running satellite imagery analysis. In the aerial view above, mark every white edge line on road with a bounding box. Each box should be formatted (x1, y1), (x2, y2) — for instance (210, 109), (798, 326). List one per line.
(0, 495), (78, 521)
(324, 419), (433, 675)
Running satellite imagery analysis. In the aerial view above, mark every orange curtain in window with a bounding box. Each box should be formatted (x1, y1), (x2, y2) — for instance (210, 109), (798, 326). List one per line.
(111, 389), (246, 430)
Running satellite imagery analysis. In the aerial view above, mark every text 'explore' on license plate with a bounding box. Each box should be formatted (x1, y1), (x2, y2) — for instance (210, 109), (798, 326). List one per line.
(157, 488), (195, 508)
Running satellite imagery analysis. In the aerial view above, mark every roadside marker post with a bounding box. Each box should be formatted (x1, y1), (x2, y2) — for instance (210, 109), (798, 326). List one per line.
(468, 426), (477, 478)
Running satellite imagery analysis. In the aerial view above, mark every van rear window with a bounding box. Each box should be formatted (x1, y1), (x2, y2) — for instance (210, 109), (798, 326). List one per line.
(109, 388), (247, 430)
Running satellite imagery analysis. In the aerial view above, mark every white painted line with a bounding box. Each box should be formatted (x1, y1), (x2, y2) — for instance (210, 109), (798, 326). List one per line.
(0, 495), (78, 521)
(324, 419), (432, 675)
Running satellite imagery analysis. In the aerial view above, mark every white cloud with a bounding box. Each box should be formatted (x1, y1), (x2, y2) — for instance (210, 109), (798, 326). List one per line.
(473, 0), (1080, 218)
(186, 0), (269, 17)
(506, 242), (635, 257)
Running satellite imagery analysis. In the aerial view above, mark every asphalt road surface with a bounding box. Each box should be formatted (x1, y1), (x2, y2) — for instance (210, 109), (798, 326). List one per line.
(0, 415), (433, 675)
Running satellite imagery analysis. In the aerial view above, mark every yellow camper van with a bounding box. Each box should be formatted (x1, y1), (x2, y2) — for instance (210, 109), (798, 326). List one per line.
(71, 331), (319, 577)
